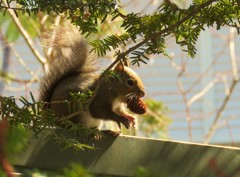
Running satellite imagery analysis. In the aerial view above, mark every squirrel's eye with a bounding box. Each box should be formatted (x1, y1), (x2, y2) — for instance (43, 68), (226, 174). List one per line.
(127, 79), (134, 87)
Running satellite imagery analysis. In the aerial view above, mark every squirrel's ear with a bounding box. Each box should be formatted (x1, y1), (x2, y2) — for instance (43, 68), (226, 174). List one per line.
(114, 62), (124, 71)
(123, 59), (130, 67)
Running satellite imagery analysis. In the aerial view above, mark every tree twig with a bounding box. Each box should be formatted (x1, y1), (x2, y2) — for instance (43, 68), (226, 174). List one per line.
(204, 79), (239, 144)
(0, 4), (25, 11)
(9, 43), (40, 82)
(229, 27), (239, 81)
(3, 1), (47, 69)
(0, 71), (37, 84)
(203, 26), (239, 144)
(176, 60), (193, 141)
(188, 78), (218, 106)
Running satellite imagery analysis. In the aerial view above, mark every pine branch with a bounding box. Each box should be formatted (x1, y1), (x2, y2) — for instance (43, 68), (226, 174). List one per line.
(0, 3), (25, 11)
(2, 0), (239, 62)
(124, 0), (217, 59)
(89, 0), (239, 64)
(0, 93), (98, 151)
(90, 34), (130, 56)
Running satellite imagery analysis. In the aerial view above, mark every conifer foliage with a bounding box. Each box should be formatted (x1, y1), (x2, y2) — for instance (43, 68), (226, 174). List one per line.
(0, 0), (239, 144)
(2, 0), (239, 63)
(0, 0), (239, 175)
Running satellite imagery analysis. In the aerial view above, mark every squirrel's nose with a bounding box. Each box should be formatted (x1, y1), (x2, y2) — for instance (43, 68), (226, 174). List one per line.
(139, 90), (145, 97)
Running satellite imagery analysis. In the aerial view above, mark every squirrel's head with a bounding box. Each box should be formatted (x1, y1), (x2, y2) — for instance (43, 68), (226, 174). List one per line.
(112, 62), (145, 100)
(105, 62), (147, 126)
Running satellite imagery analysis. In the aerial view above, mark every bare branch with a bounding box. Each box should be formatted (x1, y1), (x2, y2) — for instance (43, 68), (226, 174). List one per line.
(0, 31), (39, 85)
(0, 71), (37, 84)
(3, 1), (47, 68)
(229, 27), (239, 80)
(0, 4), (24, 11)
(203, 27), (240, 144)
(188, 78), (218, 106)
(204, 79), (239, 144)
(9, 44), (40, 82)
(176, 62), (193, 141)
(222, 75), (230, 96)
(146, 108), (165, 122)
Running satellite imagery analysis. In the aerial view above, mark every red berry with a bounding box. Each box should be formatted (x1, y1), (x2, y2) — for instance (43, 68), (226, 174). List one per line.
(127, 97), (147, 115)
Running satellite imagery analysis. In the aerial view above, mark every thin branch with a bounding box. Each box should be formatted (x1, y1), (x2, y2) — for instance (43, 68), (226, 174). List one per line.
(3, 69), (41, 93)
(187, 27), (233, 95)
(204, 27), (240, 144)
(3, 1), (47, 67)
(0, 33), (40, 81)
(229, 27), (239, 80)
(0, 32), (10, 94)
(146, 108), (165, 123)
(0, 31), (39, 84)
(40, 14), (49, 25)
(0, 71), (37, 84)
(228, 24), (240, 30)
(176, 61), (193, 141)
(9, 43), (40, 82)
(204, 79), (239, 144)
(225, 120), (235, 147)
(188, 78), (218, 106)
(58, 111), (82, 123)
(0, 4), (25, 11)
(185, 41), (227, 94)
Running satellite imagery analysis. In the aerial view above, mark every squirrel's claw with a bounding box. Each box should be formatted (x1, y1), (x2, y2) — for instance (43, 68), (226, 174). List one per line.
(123, 114), (136, 128)
(120, 116), (135, 129)
(117, 121), (122, 130)
(115, 116), (131, 129)
(92, 133), (103, 141)
(122, 119), (131, 129)
(102, 130), (121, 137)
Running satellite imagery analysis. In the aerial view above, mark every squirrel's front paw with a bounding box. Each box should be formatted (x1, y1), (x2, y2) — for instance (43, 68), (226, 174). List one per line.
(117, 116), (135, 129)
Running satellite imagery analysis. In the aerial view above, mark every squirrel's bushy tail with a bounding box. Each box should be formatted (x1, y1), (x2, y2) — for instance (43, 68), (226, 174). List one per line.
(39, 23), (97, 103)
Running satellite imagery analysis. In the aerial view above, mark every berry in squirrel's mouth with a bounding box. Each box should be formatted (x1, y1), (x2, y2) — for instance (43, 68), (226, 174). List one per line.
(127, 97), (147, 115)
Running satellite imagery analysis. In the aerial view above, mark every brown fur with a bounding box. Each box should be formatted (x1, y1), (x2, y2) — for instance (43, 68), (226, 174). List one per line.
(39, 23), (145, 129)
(39, 24), (98, 104)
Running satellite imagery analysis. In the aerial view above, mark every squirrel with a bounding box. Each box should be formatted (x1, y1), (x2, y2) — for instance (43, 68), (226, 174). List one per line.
(39, 24), (146, 131)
